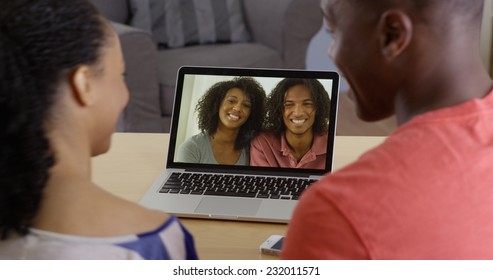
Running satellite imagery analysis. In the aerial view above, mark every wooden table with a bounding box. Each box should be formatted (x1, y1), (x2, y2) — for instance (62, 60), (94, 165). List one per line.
(91, 133), (384, 259)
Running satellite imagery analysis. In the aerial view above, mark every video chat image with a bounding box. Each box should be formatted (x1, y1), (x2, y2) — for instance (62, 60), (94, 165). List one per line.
(173, 74), (334, 170)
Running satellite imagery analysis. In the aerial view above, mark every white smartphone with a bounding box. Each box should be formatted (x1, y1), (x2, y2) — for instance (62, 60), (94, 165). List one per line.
(259, 235), (284, 256)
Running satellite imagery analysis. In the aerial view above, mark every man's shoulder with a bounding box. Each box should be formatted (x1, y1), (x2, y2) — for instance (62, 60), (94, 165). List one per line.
(256, 130), (276, 137)
(313, 133), (329, 150)
(309, 126), (454, 202)
(314, 134), (413, 189)
(252, 130), (278, 142)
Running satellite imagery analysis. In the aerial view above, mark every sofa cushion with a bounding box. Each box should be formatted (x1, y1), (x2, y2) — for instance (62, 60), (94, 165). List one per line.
(163, 0), (250, 48)
(129, 0), (168, 45)
(128, 0), (152, 33)
(156, 43), (282, 116)
(129, 0), (250, 49)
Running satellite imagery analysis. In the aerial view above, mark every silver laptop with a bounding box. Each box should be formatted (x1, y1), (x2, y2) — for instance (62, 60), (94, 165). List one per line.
(140, 66), (340, 223)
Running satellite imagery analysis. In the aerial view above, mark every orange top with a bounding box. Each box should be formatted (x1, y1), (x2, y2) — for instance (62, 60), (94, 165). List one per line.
(250, 131), (328, 169)
(283, 90), (493, 259)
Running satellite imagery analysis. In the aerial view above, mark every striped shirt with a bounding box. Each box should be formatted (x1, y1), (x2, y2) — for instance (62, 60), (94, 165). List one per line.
(0, 216), (198, 260)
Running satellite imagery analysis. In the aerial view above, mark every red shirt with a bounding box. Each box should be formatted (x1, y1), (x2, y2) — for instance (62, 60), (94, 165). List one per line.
(282, 90), (493, 259)
(250, 131), (328, 169)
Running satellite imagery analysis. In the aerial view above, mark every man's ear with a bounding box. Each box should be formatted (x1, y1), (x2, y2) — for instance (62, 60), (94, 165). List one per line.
(70, 65), (96, 107)
(377, 10), (413, 59)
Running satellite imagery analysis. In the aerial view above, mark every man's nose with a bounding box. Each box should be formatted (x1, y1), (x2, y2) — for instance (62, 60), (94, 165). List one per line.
(293, 104), (303, 114)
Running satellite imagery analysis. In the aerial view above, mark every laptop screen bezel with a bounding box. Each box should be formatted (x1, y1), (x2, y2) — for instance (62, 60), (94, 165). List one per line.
(166, 66), (340, 176)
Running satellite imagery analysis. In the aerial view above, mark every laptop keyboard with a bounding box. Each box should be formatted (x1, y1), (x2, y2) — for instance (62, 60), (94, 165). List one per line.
(159, 172), (317, 200)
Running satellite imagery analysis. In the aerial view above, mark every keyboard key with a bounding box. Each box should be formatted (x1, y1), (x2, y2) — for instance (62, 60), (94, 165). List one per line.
(162, 184), (183, 189)
(191, 190), (204, 195)
(204, 191), (256, 198)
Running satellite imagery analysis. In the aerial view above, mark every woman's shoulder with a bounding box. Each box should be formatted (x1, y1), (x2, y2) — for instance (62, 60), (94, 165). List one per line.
(123, 212), (199, 259)
(182, 133), (210, 146)
(19, 213), (196, 260)
(107, 197), (173, 235)
(177, 133), (212, 163)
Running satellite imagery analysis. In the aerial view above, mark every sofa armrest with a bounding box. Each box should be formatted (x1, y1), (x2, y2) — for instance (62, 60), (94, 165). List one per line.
(242, 0), (322, 69)
(111, 22), (162, 132)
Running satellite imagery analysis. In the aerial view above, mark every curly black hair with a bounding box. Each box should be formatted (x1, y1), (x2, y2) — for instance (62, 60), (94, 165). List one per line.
(195, 77), (266, 150)
(265, 78), (331, 136)
(0, 0), (109, 239)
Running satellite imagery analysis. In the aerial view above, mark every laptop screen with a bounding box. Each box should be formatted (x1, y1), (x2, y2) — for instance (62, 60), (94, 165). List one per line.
(167, 66), (340, 176)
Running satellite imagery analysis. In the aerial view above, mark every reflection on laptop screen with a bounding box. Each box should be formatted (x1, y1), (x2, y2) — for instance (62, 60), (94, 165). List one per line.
(167, 67), (339, 176)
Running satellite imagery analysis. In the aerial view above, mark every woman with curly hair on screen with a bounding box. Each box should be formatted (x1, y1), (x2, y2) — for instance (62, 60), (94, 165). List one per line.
(177, 77), (266, 165)
(0, 0), (197, 259)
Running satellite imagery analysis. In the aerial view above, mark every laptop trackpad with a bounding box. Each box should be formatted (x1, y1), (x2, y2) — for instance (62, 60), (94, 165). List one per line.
(195, 197), (261, 216)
